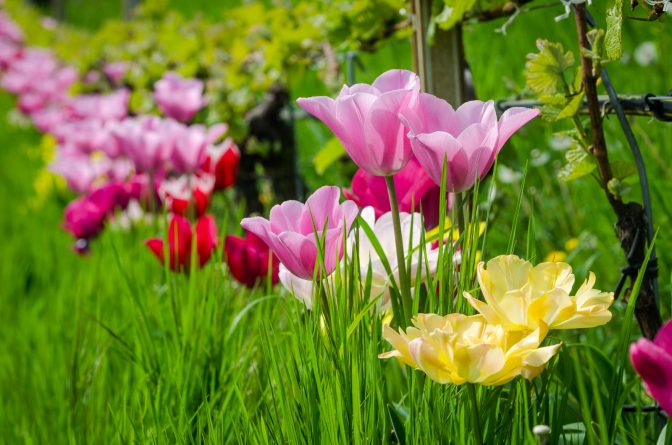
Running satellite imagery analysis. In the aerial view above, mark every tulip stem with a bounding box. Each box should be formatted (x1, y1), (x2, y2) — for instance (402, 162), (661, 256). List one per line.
(385, 175), (412, 326)
(467, 384), (484, 445)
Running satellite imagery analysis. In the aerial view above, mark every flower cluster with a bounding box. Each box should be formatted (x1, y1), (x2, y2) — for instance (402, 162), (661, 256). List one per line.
(381, 255), (614, 386)
(0, 12), (240, 271)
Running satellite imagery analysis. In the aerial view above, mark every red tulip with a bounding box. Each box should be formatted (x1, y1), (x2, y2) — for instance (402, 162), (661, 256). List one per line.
(160, 174), (214, 217)
(224, 232), (279, 288)
(146, 214), (218, 272)
(202, 138), (240, 190)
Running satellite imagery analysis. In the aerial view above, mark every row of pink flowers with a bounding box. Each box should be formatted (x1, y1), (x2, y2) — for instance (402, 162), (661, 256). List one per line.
(0, 10), (240, 259)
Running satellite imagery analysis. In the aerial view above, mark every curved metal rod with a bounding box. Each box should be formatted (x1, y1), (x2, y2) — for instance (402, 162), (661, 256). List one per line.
(584, 10), (658, 307)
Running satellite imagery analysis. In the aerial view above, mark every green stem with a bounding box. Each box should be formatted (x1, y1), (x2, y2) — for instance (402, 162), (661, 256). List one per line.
(384, 175), (412, 326)
(454, 192), (465, 237)
(467, 384), (484, 445)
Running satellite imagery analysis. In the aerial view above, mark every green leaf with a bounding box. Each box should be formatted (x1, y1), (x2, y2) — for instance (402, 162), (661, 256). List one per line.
(610, 161), (637, 180)
(558, 147), (596, 182)
(433, 0), (478, 31)
(556, 92), (585, 120)
(525, 39), (575, 97)
(605, 0), (624, 61)
(313, 137), (346, 175)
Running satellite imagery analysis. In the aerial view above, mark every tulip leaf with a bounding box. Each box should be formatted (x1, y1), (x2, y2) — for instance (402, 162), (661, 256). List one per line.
(313, 137), (346, 175)
(558, 148), (596, 182)
(525, 39), (575, 97)
(605, 0), (624, 61)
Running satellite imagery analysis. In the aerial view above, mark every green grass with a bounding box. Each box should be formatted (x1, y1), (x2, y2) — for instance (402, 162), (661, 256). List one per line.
(1, 2), (671, 444)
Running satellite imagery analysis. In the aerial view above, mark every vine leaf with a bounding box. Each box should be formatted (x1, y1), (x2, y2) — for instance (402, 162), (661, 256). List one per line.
(610, 161), (637, 180)
(605, 0), (624, 61)
(558, 147), (596, 182)
(433, 0), (478, 31)
(525, 39), (575, 97)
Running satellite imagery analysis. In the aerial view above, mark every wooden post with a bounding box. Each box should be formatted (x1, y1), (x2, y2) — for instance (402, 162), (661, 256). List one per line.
(411, 0), (467, 105)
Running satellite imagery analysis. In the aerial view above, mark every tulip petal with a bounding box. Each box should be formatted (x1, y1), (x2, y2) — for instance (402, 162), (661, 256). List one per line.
(630, 339), (672, 415)
(371, 69), (419, 93)
(412, 131), (463, 186)
(145, 238), (165, 263)
(654, 320), (672, 355)
(301, 185), (340, 233)
(496, 107), (540, 151)
(241, 216), (275, 246)
(277, 232), (318, 279)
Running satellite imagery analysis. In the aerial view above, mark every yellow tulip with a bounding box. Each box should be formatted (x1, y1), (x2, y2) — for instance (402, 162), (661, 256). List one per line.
(464, 255), (613, 331)
(380, 314), (561, 386)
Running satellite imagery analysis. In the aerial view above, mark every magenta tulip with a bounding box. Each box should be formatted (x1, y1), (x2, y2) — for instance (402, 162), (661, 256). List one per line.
(343, 157), (447, 228)
(240, 186), (359, 279)
(297, 69), (420, 176)
(153, 72), (206, 122)
(103, 61), (129, 85)
(399, 94), (539, 192)
(62, 181), (130, 240)
(630, 320), (672, 415)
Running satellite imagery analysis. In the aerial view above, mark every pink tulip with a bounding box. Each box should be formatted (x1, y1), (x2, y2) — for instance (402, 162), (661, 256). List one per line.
(343, 157), (447, 228)
(67, 89), (129, 122)
(103, 61), (129, 85)
(51, 119), (111, 154)
(153, 72), (206, 122)
(1, 49), (59, 94)
(145, 214), (218, 272)
(0, 40), (20, 71)
(0, 11), (23, 43)
(630, 320), (672, 415)
(170, 123), (227, 174)
(399, 94), (539, 192)
(110, 116), (177, 173)
(297, 69), (420, 176)
(241, 186), (358, 279)
(49, 154), (110, 194)
(30, 106), (70, 133)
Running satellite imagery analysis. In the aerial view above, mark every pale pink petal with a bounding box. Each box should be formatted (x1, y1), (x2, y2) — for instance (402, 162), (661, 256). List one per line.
(496, 107), (540, 151)
(277, 232), (319, 279)
(371, 69), (420, 93)
(270, 200), (305, 233)
(301, 186), (340, 233)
